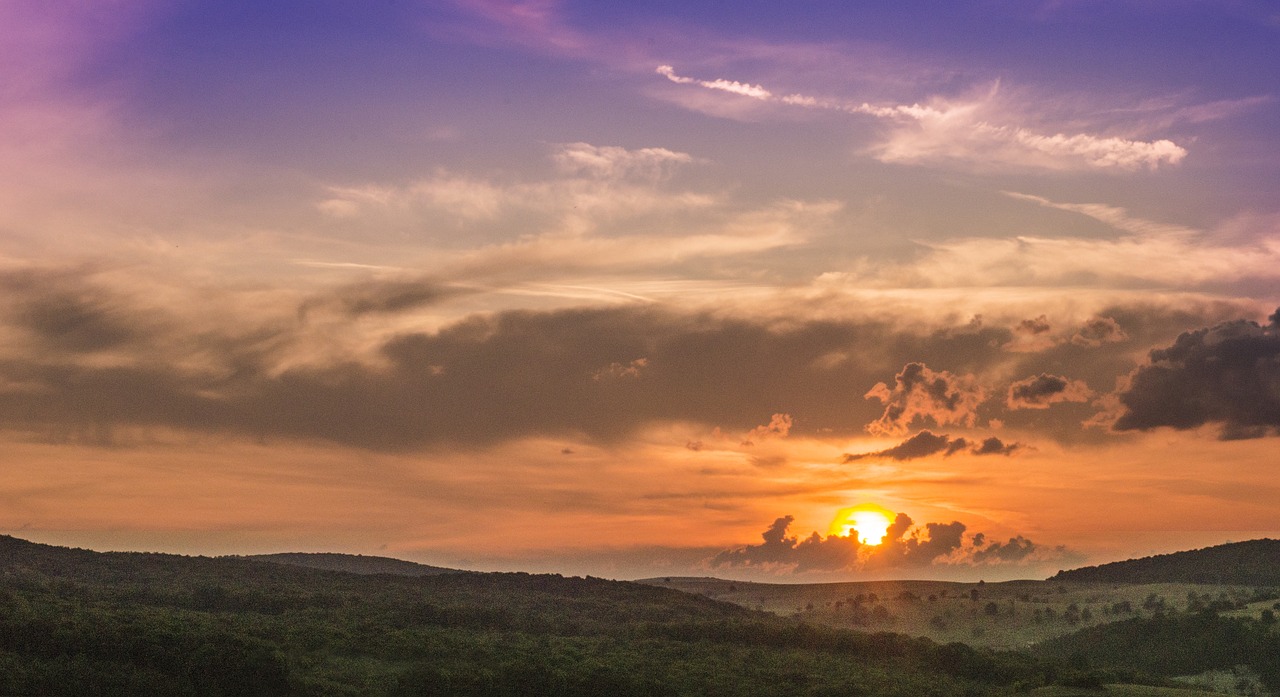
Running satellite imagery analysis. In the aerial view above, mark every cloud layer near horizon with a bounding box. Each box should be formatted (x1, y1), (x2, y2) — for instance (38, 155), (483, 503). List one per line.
(0, 259), (1273, 451)
(709, 513), (1070, 575)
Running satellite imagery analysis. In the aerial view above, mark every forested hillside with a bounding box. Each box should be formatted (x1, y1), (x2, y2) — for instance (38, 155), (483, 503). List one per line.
(0, 535), (1109, 696)
(246, 552), (457, 577)
(1051, 540), (1280, 585)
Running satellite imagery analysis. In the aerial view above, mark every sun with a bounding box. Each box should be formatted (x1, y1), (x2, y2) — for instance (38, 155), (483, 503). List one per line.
(829, 504), (896, 545)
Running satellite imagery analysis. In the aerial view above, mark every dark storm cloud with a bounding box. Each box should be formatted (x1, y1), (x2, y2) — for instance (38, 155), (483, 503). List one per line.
(711, 513), (1051, 574)
(1112, 310), (1280, 439)
(841, 430), (1019, 462)
(1006, 373), (1092, 410)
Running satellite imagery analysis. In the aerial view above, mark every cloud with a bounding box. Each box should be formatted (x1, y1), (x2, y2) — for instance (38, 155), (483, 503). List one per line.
(971, 535), (1038, 563)
(299, 277), (464, 318)
(864, 363), (986, 436)
(654, 66), (1186, 171)
(1018, 315), (1052, 335)
(0, 279), (921, 448)
(1006, 373), (1093, 410)
(553, 142), (697, 179)
(874, 228), (1280, 291)
(971, 436), (1020, 456)
(1072, 317), (1129, 347)
(1111, 311), (1280, 439)
(711, 513), (1054, 574)
(844, 430), (960, 461)
(656, 65), (772, 100)
(1003, 191), (1199, 237)
(592, 358), (648, 381)
(313, 146), (842, 278)
(0, 265), (1251, 451)
(708, 515), (861, 572)
(743, 412), (793, 445)
(842, 430), (1020, 461)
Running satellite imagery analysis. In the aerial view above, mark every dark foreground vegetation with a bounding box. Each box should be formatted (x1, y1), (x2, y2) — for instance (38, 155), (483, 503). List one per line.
(3, 535), (1277, 696)
(1035, 610), (1280, 693)
(0, 535), (1145, 696)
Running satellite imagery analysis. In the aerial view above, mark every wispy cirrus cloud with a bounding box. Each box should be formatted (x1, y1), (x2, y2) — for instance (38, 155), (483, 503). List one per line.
(552, 142), (698, 180)
(655, 65), (1187, 172)
(656, 65), (773, 100)
(313, 143), (836, 286)
(1002, 191), (1199, 237)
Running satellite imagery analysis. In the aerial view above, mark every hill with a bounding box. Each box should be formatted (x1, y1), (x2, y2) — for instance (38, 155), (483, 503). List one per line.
(0, 534), (1099, 696)
(1050, 539), (1280, 585)
(244, 551), (457, 576)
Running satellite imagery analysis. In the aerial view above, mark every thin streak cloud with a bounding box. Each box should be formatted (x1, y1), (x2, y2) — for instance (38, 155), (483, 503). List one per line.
(655, 65), (1187, 171)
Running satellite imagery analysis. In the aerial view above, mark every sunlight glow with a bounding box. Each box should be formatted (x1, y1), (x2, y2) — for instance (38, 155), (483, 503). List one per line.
(829, 504), (896, 545)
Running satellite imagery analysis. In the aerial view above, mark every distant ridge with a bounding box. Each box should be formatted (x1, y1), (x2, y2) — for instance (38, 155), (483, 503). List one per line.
(1051, 539), (1280, 585)
(245, 552), (458, 577)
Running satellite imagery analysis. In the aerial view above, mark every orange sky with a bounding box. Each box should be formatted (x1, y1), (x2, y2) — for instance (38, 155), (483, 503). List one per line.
(2, 1), (1279, 581)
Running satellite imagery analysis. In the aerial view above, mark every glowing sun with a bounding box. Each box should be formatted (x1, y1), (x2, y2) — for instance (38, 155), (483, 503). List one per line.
(829, 504), (896, 545)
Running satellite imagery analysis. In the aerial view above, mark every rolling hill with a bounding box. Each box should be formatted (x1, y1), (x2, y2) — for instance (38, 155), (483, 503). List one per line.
(244, 551), (458, 576)
(0, 534), (1084, 696)
(1050, 539), (1280, 585)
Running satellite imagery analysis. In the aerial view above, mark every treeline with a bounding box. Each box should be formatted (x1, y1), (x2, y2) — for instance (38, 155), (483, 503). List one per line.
(1051, 539), (1280, 585)
(1032, 610), (1280, 691)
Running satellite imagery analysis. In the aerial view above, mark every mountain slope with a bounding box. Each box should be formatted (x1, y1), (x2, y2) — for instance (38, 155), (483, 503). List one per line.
(1051, 539), (1280, 585)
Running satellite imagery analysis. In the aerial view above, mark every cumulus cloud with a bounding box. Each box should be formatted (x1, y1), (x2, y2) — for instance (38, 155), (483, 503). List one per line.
(971, 535), (1038, 563)
(1018, 315), (1052, 336)
(1006, 373), (1093, 410)
(864, 363), (986, 436)
(1072, 316), (1129, 347)
(971, 436), (1020, 456)
(1004, 314), (1058, 352)
(654, 65), (1186, 171)
(742, 412), (794, 445)
(842, 430), (1020, 461)
(709, 515), (861, 572)
(711, 513), (1054, 574)
(1112, 311), (1280, 440)
(592, 357), (649, 381)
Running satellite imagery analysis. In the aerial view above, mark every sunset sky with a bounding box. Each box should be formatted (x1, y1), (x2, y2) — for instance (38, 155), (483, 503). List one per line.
(3, 0), (1279, 582)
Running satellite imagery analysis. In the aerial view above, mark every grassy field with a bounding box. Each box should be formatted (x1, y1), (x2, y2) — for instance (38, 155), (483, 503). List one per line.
(642, 577), (1278, 651)
(1031, 686), (1236, 697)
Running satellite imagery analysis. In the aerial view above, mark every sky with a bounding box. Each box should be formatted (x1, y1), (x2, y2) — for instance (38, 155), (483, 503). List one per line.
(2, 0), (1279, 582)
